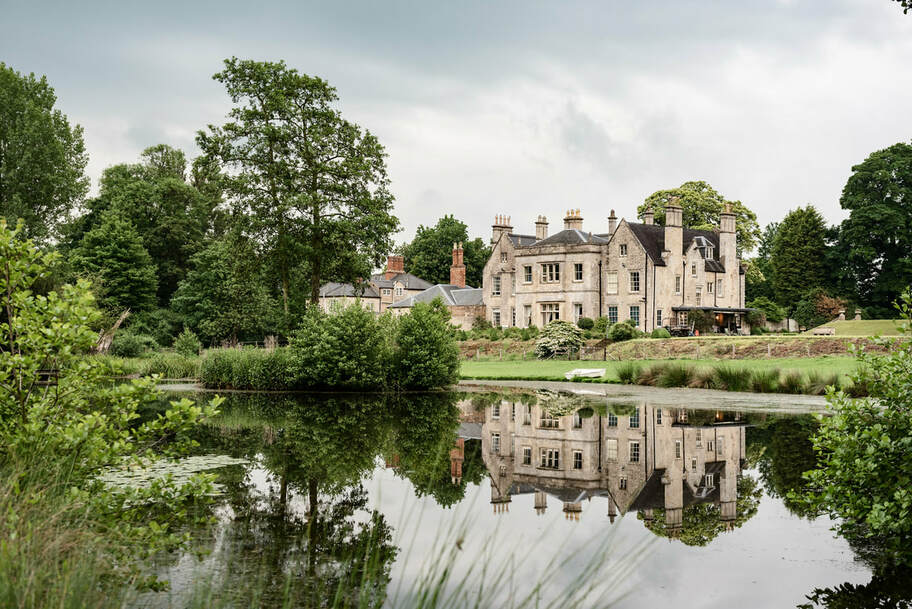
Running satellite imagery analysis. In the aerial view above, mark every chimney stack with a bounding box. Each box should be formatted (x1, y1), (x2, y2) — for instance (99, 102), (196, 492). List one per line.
(563, 208), (583, 231)
(450, 242), (466, 288)
(384, 255), (405, 280)
(719, 201), (736, 269)
(491, 214), (513, 244)
(643, 206), (654, 225)
(535, 215), (549, 240)
(664, 197), (683, 268)
(608, 209), (617, 235)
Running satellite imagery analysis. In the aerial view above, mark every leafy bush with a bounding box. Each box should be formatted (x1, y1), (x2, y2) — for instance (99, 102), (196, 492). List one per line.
(608, 320), (639, 342)
(129, 307), (185, 347)
(472, 316), (492, 330)
(534, 320), (585, 359)
(393, 300), (460, 390)
(110, 331), (158, 358)
(173, 327), (202, 357)
(576, 317), (594, 330)
(747, 297), (786, 324)
(687, 310), (714, 333)
(650, 327), (671, 339)
(593, 316), (609, 336)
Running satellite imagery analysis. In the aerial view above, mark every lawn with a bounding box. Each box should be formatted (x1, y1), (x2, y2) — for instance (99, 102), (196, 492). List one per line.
(812, 319), (902, 336)
(460, 356), (860, 383)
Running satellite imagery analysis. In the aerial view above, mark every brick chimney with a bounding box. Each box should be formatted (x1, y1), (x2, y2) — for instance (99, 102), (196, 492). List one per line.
(563, 209), (583, 231)
(450, 242), (466, 287)
(384, 255), (404, 280)
(535, 215), (549, 240)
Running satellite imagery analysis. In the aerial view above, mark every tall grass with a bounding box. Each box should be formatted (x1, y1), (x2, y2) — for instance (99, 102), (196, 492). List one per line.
(655, 364), (694, 388)
(616, 362), (642, 384)
(199, 347), (297, 391)
(749, 369), (781, 394)
(712, 366), (750, 392)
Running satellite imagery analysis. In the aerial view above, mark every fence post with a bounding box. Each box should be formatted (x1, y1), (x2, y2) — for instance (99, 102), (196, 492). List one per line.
(768, 342), (771, 358)
(731, 344), (735, 358)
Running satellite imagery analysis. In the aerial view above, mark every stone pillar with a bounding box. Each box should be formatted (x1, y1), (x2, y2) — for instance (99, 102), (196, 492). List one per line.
(534, 490), (548, 515)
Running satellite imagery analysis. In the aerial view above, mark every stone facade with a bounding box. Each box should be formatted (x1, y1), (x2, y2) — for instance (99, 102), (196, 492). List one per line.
(482, 203), (749, 333)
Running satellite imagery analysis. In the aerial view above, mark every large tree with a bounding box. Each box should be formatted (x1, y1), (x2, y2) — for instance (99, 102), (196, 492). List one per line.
(838, 142), (912, 317)
(638, 180), (761, 254)
(400, 215), (490, 287)
(0, 63), (88, 243)
(197, 58), (399, 314)
(745, 222), (779, 301)
(769, 205), (828, 309)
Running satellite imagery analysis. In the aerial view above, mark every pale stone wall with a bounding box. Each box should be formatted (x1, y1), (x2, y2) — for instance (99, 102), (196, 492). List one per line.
(483, 233), (517, 327)
(318, 295), (381, 314)
(604, 221), (651, 331)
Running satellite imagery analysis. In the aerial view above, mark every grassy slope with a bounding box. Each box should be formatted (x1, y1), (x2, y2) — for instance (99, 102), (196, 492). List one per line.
(460, 356), (859, 382)
(813, 319), (902, 336)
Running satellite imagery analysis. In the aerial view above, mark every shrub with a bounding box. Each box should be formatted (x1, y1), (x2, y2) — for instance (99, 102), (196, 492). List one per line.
(688, 310), (714, 333)
(520, 328), (533, 341)
(109, 331), (158, 358)
(472, 316), (492, 330)
(503, 327), (524, 340)
(748, 297), (786, 324)
(534, 320), (585, 359)
(656, 364), (693, 388)
(608, 320), (639, 342)
(200, 347), (296, 390)
(454, 329), (469, 341)
(749, 369), (780, 393)
(129, 307), (185, 347)
(593, 316), (609, 336)
(650, 327), (671, 339)
(577, 317), (594, 330)
(487, 327), (504, 341)
(173, 327), (202, 357)
(780, 371), (807, 395)
(393, 300), (460, 390)
(712, 366), (750, 392)
(616, 362), (641, 385)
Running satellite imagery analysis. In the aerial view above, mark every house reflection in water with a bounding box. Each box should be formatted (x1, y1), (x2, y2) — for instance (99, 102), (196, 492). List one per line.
(478, 396), (747, 538)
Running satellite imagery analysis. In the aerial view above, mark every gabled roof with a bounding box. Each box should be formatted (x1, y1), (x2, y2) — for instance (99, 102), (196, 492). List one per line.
(531, 229), (609, 247)
(507, 233), (537, 247)
(388, 284), (483, 309)
(370, 272), (434, 290)
(624, 222), (724, 269)
(319, 282), (380, 298)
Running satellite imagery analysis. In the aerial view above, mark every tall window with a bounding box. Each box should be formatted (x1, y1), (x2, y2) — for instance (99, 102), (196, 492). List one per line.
(691, 457), (697, 472)
(522, 446), (532, 465)
(573, 450), (583, 470)
(395, 286), (403, 296)
(541, 303), (560, 325)
(541, 263), (560, 283)
(492, 403), (500, 419)
(524, 305), (532, 326)
(574, 263), (583, 281)
(608, 305), (618, 324)
(606, 438), (618, 460)
(573, 412), (583, 428)
(704, 473), (715, 488)
(540, 448), (560, 469)
(619, 476), (628, 490)
(492, 276), (501, 296)
(606, 272), (618, 294)
(540, 411), (560, 429)
(629, 441), (640, 463)
(629, 271), (640, 293)
(717, 278), (723, 294)
(675, 440), (682, 459)
(620, 244), (628, 256)
(695, 429), (702, 445)
(511, 403), (515, 420)
(629, 305), (640, 326)
(707, 281), (714, 294)
(511, 307), (516, 327)
(523, 265), (532, 283)
(629, 407), (639, 428)
(491, 433), (500, 454)
(707, 440), (714, 452)
(573, 303), (583, 322)
(656, 309), (663, 327)
(607, 413), (617, 427)
(656, 409), (663, 424)
(500, 252), (507, 263)
(717, 437), (724, 453)
(523, 404), (532, 425)
(695, 286), (702, 306)
(675, 275), (681, 294)
(691, 262), (697, 277)
(492, 309), (501, 327)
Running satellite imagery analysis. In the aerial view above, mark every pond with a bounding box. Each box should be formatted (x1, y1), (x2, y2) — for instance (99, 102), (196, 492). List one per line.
(136, 389), (903, 609)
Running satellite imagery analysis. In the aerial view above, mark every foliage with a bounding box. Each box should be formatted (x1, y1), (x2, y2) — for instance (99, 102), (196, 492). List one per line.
(0, 63), (88, 243)
(839, 142), (912, 316)
(593, 316), (609, 336)
(576, 317), (594, 330)
(200, 347), (297, 391)
(128, 307), (185, 347)
(71, 212), (158, 313)
(608, 319), (640, 342)
(399, 215), (490, 287)
(198, 57), (399, 314)
(747, 296), (785, 323)
(0, 219), (222, 589)
(110, 331), (158, 358)
(650, 327), (671, 339)
(892, 0), (912, 14)
(393, 299), (460, 390)
(173, 327), (202, 357)
(769, 205), (829, 310)
(794, 289), (912, 566)
(534, 320), (584, 358)
(170, 233), (278, 345)
(687, 309), (713, 333)
(639, 180), (761, 253)
(794, 288), (847, 329)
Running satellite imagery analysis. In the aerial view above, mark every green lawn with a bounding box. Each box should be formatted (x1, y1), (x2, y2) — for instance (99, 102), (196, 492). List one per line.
(460, 356), (860, 383)
(813, 319), (903, 336)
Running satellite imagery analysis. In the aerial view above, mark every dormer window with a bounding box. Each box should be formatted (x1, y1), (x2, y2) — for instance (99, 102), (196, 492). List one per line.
(706, 246), (714, 259)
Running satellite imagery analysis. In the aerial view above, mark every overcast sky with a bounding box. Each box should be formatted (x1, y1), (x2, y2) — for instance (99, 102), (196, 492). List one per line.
(3, 0), (911, 250)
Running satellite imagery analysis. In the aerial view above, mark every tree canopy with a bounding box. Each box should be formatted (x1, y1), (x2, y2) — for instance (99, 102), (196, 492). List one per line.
(638, 180), (761, 253)
(838, 141), (912, 317)
(197, 57), (399, 315)
(399, 215), (490, 287)
(769, 205), (828, 309)
(0, 63), (88, 243)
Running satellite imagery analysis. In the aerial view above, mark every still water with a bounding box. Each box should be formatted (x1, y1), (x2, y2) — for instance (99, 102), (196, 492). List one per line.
(143, 389), (900, 608)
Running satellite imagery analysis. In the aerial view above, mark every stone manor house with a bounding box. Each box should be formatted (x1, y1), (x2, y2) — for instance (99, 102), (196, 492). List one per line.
(483, 200), (749, 333)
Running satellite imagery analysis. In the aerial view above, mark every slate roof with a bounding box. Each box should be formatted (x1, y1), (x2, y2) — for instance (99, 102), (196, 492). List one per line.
(387, 284), (483, 309)
(507, 233), (538, 247)
(319, 282), (380, 298)
(531, 229), (610, 247)
(625, 222), (725, 270)
(370, 272), (434, 290)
